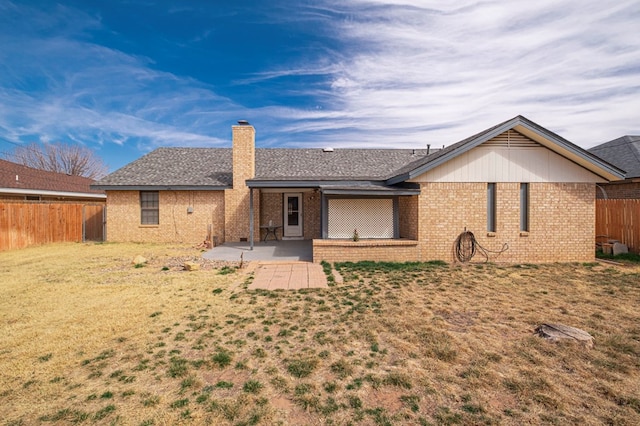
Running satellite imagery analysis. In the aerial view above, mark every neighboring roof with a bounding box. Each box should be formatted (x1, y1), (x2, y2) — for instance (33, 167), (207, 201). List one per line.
(588, 135), (640, 178)
(93, 147), (431, 189)
(0, 159), (105, 198)
(386, 115), (626, 184)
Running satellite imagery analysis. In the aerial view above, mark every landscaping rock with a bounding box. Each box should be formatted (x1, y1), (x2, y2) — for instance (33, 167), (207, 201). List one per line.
(534, 323), (594, 348)
(183, 261), (200, 271)
(613, 242), (628, 256)
(132, 255), (147, 265)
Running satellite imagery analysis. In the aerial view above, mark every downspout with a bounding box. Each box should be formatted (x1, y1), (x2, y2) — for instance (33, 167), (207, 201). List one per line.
(249, 188), (254, 250)
(596, 184), (608, 200)
(393, 196), (399, 238)
(321, 191), (328, 239)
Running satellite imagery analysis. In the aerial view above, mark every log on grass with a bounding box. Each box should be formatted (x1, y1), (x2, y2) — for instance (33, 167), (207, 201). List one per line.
(534, 323), (594, 348)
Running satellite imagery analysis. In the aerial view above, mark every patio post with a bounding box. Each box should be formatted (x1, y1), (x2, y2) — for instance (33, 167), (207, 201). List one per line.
(249, 188), (254, 250)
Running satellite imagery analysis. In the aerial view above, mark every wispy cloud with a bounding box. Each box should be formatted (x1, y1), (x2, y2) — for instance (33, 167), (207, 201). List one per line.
(0, 2), (244, 161)
(0, 0), (639, 171)
(270, 0), (640, 147)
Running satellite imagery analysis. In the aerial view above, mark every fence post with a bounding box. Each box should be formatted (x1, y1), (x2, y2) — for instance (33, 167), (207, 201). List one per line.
(103, 205), (107, 242)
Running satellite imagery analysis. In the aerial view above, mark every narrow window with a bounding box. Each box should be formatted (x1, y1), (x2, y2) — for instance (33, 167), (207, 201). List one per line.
(487, 183), (496, 232)
(520, 183), (529, 232)
(140, 191), (159, 225)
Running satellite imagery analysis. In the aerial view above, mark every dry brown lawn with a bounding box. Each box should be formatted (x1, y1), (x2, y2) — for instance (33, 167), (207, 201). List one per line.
(1, 243), (639, 425)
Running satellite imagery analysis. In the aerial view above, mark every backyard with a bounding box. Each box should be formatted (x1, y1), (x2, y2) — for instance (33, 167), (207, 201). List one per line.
(1, 243), (639, 425)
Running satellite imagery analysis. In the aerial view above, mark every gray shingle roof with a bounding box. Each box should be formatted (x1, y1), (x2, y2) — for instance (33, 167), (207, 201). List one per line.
(94, 148), (233, 187)
(255, 149), (429, 181)
(93, 147), (431, 188)
(588, 136), (639, 178)
(93, 115), (625, 190)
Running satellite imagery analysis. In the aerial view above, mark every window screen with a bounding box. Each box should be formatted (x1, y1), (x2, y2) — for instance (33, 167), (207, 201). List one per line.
(328, 198), (394, 238)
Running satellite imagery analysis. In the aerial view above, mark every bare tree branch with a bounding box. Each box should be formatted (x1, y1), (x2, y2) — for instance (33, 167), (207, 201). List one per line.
(11, 142), (108, 179)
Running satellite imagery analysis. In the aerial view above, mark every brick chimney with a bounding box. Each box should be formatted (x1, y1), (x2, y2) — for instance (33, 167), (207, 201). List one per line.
(232, 120), (255, 187)
(224, 120), (258, 242)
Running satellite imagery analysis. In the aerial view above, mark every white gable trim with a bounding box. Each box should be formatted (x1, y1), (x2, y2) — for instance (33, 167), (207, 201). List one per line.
(408, 144), (606, 183)
(390, 116), (625, 184)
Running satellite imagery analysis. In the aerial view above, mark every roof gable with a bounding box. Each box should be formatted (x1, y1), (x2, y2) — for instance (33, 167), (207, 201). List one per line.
(387, 115), (625, 184)
(408, 130), (608, 183)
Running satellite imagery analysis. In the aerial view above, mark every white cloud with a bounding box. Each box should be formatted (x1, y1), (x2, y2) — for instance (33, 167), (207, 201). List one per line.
(0, 15), (241, 155)
(275, 0), (640, 147)
(1, 0), (639, 172)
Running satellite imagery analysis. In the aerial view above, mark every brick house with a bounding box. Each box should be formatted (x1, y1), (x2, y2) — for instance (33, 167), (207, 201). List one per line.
(588, 136), (639, 199)
(92, 116), (623, 263)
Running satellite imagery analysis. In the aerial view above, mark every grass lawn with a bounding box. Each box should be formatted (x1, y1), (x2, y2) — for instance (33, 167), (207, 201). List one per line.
(1, 243), (639, 425)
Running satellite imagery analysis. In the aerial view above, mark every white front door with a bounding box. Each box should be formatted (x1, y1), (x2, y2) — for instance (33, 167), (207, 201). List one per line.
(283, 193), (303, 238)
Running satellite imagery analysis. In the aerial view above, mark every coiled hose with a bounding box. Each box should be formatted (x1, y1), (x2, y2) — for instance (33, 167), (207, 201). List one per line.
(454, 230), (509, 263)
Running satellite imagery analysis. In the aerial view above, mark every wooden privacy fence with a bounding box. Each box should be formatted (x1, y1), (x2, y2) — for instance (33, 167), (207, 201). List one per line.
(0, 202), (105, 251)
(596, 199), (639, 253)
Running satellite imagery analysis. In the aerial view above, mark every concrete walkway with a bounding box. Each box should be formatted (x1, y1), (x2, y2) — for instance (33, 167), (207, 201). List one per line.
(248, 262), (328, 290)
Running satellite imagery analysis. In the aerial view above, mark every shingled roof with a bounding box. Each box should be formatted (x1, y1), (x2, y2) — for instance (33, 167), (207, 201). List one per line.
(93, 115), (625, 190)
(588, 135), (639, 178)
(0, 159), (105, 196)
(93, 147), (431, 189)
(93, 148), (233, 188)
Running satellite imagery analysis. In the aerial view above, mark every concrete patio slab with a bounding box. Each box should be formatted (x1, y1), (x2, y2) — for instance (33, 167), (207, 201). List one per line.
(203, 240), (312, 262)
(248, 262), (328, 290)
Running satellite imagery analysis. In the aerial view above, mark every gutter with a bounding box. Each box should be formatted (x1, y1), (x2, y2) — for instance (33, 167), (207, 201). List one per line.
(91, 185), (230, 191)
(0, 187), (106, 199)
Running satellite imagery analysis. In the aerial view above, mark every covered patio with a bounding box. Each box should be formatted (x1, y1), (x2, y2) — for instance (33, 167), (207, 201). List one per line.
(202, 239), (313, 262)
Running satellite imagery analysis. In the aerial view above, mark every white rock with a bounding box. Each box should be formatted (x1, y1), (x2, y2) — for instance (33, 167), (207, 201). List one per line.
(613, 242), (628, 256)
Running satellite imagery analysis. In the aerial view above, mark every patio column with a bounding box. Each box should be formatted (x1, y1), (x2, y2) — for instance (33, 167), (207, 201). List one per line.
(249, 188), (254, 250)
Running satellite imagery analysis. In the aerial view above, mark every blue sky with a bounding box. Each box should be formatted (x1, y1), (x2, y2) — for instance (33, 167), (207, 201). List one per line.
(1, 0), (639, 172)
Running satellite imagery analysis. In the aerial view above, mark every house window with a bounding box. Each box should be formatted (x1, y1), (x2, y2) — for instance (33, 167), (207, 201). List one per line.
(140, 191), (159, 225)
(520, 183), (529, 232)
(487, 183), (496, 232)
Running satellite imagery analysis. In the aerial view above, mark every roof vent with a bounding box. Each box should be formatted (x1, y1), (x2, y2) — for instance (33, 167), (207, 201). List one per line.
(323, 147), (334, 152)
(237, 120), (250, 125)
